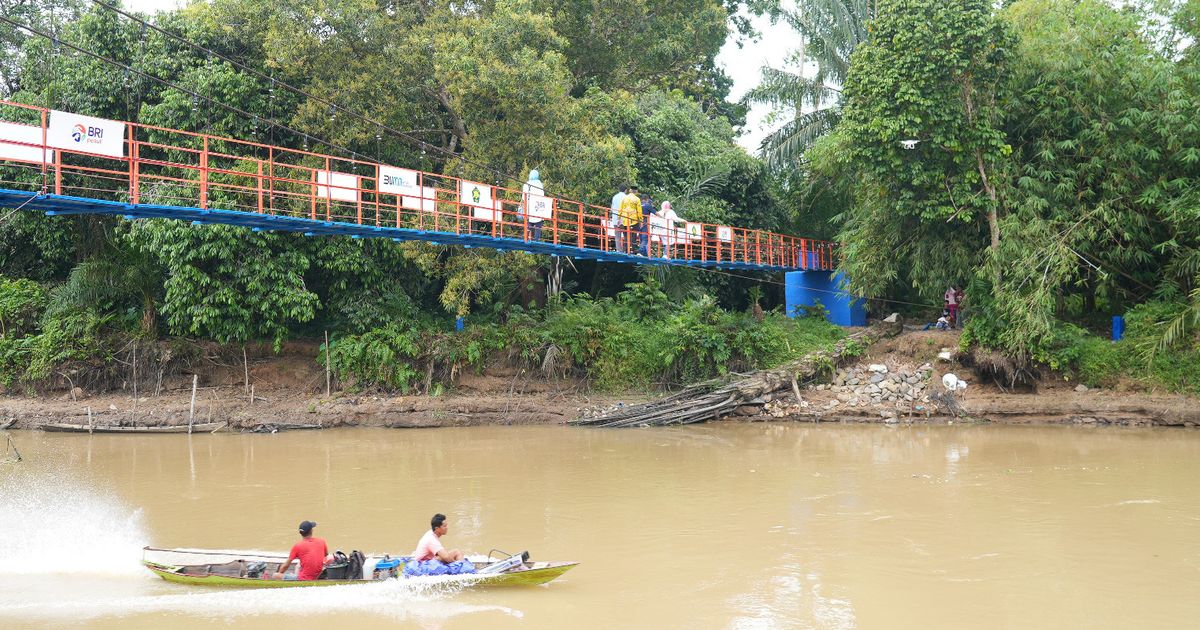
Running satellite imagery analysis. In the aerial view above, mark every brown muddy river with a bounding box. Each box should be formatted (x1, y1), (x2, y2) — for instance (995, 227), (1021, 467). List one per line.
(1, 424), (1198, 629)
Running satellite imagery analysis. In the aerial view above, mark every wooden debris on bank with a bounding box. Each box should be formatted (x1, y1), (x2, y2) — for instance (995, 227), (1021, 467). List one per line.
(571, 315), (904, 428)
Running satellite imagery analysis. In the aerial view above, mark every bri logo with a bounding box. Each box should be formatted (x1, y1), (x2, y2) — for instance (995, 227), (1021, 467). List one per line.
(70, 123), (104, 144)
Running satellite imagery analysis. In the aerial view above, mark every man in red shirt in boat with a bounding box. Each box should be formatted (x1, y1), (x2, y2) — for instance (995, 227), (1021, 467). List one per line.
(274, 520), (329, 580)
(413, 513), (463, 563)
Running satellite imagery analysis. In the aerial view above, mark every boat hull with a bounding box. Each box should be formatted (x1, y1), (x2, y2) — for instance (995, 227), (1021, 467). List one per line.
(141, 547), (576, 589)
(39, 422), (225, 433)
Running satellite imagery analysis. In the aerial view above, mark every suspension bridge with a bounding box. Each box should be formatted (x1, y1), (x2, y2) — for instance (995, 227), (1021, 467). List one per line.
(0, 100), (836, 272)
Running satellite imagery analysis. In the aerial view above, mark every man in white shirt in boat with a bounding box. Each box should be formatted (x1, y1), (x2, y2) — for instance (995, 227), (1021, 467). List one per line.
(413, 513), (464, 563)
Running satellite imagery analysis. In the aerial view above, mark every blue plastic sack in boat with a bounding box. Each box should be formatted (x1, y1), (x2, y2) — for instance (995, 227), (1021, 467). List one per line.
(403, 559), (447, 577)
(446, 559), (476, 575)
(402, 558), (476, 577)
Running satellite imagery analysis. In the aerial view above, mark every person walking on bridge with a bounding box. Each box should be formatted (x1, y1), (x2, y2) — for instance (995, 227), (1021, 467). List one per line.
(523, 170), (545, 242)
(611, 184), (628, 253)
(618, 186), (642, 254)
(638, 194), (655, 256)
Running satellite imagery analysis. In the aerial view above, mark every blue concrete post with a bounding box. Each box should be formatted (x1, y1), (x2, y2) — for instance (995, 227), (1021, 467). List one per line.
(785, 271), (866, 327)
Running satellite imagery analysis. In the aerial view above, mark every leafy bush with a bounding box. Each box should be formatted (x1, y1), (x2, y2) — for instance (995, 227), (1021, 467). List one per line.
(965, 295), (1200, 394)
(0, 276), (48, 338)
(320, 286), (848, 393)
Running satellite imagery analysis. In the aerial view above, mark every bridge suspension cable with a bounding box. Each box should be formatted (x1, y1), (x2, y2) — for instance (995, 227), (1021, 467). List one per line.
(0, 14), (378, 167)
(87, 0), (534, 190)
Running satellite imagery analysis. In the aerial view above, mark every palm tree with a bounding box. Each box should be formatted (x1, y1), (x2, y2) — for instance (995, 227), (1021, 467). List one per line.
(747, 0), (875, 168)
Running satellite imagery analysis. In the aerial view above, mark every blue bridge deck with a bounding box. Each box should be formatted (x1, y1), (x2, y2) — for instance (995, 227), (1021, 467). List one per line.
(0, 188), (810, 271)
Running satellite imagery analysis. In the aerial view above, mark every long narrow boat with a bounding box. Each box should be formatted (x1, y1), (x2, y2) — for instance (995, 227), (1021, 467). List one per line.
(142, 546), (577, 588)
(40, 421), (226, 434)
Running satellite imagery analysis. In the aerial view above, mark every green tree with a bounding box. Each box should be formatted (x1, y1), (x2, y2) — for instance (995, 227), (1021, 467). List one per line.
(835, 0), (1012, 300)
(129, 221), (317, 346)
(747, 0), (874, 168)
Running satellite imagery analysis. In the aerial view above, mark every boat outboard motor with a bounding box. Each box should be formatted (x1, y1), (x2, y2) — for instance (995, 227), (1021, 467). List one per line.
(477, 551), (530, 575)
(245, 561), (267, 578)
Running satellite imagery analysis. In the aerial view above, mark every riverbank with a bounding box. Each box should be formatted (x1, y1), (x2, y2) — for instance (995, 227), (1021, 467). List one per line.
(2, 329), (1198, 430)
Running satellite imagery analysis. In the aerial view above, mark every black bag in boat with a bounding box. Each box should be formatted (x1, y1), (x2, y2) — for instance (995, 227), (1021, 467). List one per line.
(319, 550), (365, 580)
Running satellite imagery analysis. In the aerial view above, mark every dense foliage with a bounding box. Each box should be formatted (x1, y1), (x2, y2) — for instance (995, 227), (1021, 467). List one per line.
(755, 0), (1200, 392)
(0, 0), (810, 390)
(322, 281), (847, 393)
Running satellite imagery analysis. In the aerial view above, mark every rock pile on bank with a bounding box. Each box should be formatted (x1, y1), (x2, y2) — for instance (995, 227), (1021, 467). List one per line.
(761, 362), (937, 421)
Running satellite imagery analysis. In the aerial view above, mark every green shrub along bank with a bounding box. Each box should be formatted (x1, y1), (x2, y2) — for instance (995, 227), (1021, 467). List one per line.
(964, 299), (1200, 395)
(321, 282), (848, 394)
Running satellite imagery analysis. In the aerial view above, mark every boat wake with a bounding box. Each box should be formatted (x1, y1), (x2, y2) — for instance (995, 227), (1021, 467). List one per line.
(0, 463), (148, 577)
(0, 577), (520, 623)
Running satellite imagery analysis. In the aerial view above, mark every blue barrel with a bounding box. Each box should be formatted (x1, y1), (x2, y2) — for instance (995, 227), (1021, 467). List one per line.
(1112, 315), (1125, 341)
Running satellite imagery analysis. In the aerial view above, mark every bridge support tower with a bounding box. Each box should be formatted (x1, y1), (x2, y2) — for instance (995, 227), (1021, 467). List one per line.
(784, 269), (866, 327)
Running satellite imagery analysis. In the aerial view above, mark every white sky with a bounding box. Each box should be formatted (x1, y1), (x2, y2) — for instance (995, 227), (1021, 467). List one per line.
(122, 0), (797, 153)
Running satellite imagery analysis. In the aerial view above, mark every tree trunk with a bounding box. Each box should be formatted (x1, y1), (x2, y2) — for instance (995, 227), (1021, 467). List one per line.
(572, 315), (904, 428)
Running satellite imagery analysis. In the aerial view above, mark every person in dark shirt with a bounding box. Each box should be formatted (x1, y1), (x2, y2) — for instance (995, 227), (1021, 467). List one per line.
(639, 194), (655, 256)
(274, 520), (329, 580)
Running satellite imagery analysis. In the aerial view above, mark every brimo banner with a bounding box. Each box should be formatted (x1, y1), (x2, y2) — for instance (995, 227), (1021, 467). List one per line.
(47, 110), (125, 159)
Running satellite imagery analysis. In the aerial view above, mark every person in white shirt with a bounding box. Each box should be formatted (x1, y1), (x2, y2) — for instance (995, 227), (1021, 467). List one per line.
(522, 170), (546, 241)
(649, 200), (685, 258)
(610, 184), (628, 252)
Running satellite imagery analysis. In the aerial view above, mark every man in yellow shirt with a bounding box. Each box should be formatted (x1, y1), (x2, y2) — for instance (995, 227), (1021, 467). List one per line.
(617, 186), (642, 253)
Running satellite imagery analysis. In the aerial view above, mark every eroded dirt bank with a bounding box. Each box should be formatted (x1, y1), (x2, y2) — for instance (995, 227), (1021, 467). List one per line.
(1, 330), (1197, 430)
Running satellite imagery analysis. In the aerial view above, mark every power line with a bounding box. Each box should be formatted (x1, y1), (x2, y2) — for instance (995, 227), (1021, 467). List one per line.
(0, 14), (378, 166)
(87, 0), (523, 189)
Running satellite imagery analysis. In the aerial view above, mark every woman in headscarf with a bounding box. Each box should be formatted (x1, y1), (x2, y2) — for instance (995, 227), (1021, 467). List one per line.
(649, 201), (685, 258)
(522, 170), (545, 241)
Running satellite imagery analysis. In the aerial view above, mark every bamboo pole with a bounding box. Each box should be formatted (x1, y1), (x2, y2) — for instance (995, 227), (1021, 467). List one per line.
(189, 374), (198, 434)
(243, 345), (249, 394)
(324, 331), (332, 398)
(87, 406), (93, 434)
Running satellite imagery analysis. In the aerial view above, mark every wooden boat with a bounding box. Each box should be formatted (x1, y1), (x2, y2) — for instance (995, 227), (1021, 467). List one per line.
(39, 421), (226, 434)
(142, 547), (577, 589)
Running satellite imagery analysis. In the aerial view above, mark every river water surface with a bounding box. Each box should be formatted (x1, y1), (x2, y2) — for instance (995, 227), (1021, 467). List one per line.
(1, 424), (1198, 629)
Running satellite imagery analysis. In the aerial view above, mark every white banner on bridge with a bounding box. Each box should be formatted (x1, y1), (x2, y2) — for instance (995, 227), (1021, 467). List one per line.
(459, 180), (496, 221)
(685, 222), (703, 241)
(525, 194), (553, 221)
(316, 170), (360, 203)
(716, 226), (733, 242)
(402, 186), (436, 213)
(47, 110), (125, 159)
(0, 121), (52, 165)
(378, 166), (420, 197)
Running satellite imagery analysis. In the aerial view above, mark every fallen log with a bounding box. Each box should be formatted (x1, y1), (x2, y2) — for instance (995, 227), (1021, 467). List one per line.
(572, 315), (904, 428)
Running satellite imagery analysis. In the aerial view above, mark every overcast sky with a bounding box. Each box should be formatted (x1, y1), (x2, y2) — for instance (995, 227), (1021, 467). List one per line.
(121, 0), (798, 153)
